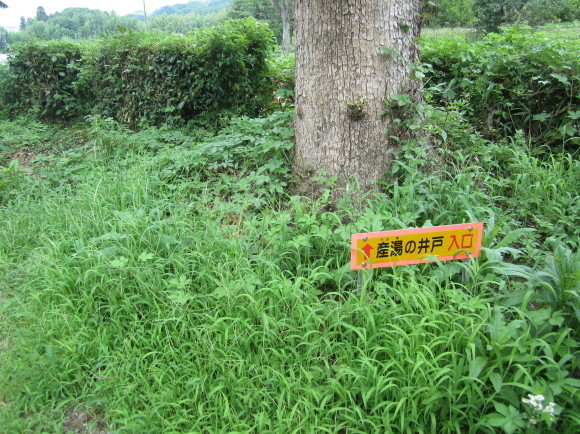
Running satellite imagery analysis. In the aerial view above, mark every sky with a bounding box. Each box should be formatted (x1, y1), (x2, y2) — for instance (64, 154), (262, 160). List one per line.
(0, 1), (186, 31)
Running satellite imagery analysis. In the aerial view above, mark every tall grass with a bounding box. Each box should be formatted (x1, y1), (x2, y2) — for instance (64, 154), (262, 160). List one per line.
(0, 109), (578, 432)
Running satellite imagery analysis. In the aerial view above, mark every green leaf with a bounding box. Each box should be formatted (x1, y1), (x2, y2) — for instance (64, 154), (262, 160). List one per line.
(469, 356), (488, 379)
(567, 110), (580, 120)
(550, 73), (569, 85)
(138, 251), (155, 262)
(532, 113), (551, 122)
(167, 291), (193, 305)
(380, 46), (403, 61)
(485, 413), (509, 427)
(485, 403), (525, 434)
(490, 372), (503, 394)
(111, 256), (129, 268)
(493, 228), (536, 249)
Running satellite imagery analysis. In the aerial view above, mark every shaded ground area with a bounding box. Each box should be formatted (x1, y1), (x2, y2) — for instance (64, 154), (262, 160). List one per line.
(63, 408), (110, 434)
(7, 149), (38, 171)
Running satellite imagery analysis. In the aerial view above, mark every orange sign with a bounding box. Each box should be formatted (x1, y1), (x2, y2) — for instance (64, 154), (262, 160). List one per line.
(351, 222), (484, 270)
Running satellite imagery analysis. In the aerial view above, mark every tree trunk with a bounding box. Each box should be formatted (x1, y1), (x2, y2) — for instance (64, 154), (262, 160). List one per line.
(293, 0), (424, 197)
(271, 0), (294, 54)
(280, 1), (293, 54)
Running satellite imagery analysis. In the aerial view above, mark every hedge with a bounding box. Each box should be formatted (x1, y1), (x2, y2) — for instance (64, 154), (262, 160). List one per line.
(3, 19), (275, 127)
(4, 40), (87, 120)
(421, 27), (579, 148)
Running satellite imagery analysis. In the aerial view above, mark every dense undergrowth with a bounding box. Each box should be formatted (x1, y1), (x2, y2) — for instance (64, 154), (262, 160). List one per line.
(0, 22), (578, 434)
(1, 100), (578, 432)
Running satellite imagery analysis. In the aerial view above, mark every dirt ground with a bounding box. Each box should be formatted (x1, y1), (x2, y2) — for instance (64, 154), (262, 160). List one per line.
(6, 150), (39, 172)
(62, 408), (110, 434)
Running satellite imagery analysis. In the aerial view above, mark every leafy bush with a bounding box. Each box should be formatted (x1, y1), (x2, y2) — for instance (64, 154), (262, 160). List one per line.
(422, 27), (579, 148)
(522, 0), (580, 26)
(474, 0), (580, 32)
(430, 0), (475, 27)
(0, 63), (11, 116)
(3, 19), (275, 127)
(267, 53), (295, 111)
(3, 40), (87, 120)
(135, 111), (294, 204)
(79, 19), (275, 127)
(474, 0), (530, 33)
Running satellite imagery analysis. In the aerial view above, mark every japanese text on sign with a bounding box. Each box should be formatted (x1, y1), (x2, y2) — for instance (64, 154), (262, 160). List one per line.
(350, 222), (484, 270)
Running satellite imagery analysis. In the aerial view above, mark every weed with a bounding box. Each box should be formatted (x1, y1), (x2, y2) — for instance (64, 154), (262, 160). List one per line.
(0, 88), (578, 432)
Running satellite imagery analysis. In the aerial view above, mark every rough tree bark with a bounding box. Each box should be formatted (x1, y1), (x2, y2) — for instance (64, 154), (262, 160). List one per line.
(293, 0), (425, 197)
(270, 0), (293, 54)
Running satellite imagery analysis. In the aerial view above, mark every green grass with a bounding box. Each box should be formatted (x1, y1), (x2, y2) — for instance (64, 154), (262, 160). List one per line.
(422, 26), (479, 42)
(0, 103), (578, 433)
(422, 21), (580, 42)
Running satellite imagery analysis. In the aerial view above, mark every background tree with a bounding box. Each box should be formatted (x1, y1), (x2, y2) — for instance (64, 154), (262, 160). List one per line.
(0, 2), (7, 9)
(19, 16), (27, 31)
(36, 6), (48, 21)
(474, 0), (526, 32)
(475, 0), (580, 32)
(142, 0), (149, 30)
(149, 11), (227, 33)
(520, 0), (580, 25)
(17, 8), (140, 40)
(293, 0), (426, 197)
(269, 0), (293, 53)
(0, 28), (7, 52)
(154, 0), (231, 16)
(228, 0), (282, 43)
(431, 0), (474, 27)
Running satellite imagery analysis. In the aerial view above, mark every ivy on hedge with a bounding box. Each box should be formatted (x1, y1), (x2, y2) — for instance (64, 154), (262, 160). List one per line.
(3, 19), (275, 127)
